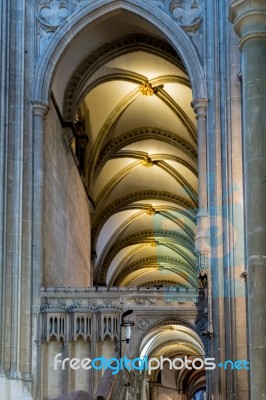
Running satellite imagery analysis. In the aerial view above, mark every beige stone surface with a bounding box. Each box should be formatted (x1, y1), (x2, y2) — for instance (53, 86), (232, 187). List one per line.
(43, 103), (91, 287)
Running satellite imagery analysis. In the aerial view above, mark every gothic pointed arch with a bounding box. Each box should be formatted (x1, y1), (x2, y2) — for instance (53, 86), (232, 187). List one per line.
(138, 318), (206, 396)
(33, 0), (206, 104)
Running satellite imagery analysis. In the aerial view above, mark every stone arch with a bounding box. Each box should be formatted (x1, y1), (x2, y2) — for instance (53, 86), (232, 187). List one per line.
(33, 0), (206, 104)
(62, 34), (188, 122)
(138, 316), (201, 349)
(138, 317), (206, 395)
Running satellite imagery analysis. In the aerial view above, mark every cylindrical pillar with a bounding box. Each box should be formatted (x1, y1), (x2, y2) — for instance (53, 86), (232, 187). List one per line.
(32, 102), (49, 301)
(31, 102), (49, 399)
(192, 99), (211, 310)
(229, 2), (266, 399)
(192, 98), (209, 212)
(192, 99), (210, 271)
(192, 98), (212, 399)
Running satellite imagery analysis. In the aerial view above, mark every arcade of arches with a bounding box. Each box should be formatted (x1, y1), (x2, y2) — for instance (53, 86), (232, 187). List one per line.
(1, 1), (266, 400)
(41, 13), (206, 399)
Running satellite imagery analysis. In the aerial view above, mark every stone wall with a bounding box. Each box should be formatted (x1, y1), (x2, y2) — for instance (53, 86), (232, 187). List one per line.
(43, 102), (91, 287)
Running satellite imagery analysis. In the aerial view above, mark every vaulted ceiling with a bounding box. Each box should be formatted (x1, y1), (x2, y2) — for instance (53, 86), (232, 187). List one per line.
(77, 34), (198, 289)
(140, 323), (206, 395)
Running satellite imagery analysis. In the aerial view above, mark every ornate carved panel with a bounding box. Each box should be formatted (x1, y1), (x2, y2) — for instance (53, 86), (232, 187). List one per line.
(42, 312), (66, 342)
(97, 313), (119, 341)
(170, 0), (203, 31)
(37, 0), (71, 27)
(71, 313), (93, 341)
(35, 1), (203, 58)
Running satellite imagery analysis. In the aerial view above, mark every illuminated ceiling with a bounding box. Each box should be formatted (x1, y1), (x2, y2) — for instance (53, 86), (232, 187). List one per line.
(78, 34), (198, 289)
(140, 324), (204, 359)
(139, 323), (205, 393)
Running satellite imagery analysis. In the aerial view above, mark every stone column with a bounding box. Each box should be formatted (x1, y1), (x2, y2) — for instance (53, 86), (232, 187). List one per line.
(140, 371), (148, 400)
(32, 102), (49, 301)
(31, 102), (49, 399)
(0, 0), (9, 377)
(192, 99), (212, 325)
(192, 99), (213, 400)
(192, 99), (209, 214)
(191, 99), (210, 277)
(229, 2), (266, 399)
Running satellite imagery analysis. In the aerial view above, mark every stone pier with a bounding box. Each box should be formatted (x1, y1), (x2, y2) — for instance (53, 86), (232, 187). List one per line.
(230, 1), (266, 399)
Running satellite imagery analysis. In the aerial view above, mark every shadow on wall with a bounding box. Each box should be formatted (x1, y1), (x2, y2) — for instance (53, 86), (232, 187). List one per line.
(52, 366), (118, 400)
(52, 391), (95, 400)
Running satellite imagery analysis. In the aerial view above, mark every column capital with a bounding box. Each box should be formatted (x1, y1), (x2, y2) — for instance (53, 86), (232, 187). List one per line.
(229, 0), (266, 48)
(32, 101), (50, 117)
(191, 98), (208, 118)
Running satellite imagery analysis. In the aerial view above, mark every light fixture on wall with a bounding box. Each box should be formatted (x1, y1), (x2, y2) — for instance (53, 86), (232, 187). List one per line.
(119, 310), (135, 358)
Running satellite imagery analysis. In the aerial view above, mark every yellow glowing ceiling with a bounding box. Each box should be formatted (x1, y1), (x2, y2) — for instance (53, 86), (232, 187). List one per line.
(78, 38), (198, 289)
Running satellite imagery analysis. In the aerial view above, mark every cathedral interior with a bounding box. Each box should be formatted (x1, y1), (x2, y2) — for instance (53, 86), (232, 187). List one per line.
(0, 1), (266, 400)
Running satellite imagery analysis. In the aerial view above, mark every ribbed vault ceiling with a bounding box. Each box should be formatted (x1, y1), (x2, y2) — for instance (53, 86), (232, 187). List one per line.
(77, 34), (198, 288)
(140, 324), (204, 359)
(139, 323), (205, 392)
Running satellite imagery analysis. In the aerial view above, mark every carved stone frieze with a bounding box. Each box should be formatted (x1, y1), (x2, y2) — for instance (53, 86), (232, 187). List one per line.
(163, 297), (173, 304)
(40, 296), (66, 311)
(138, 280), (187, 289)
(147, 298), (157, 305)
(94, 303), (123, 311)
(103, 298), (112, 306)
(135, 298), (146, 305)
(40, 297), (50, 311)
(39, 288), (202, 323)
(57, 298), (66, 308)
(39, 290), (203, 354)
(72, 298), (82, 307)
(40, 295), (129, 313)
(138, 318), (157, 331)
(117, 297), (128, 306)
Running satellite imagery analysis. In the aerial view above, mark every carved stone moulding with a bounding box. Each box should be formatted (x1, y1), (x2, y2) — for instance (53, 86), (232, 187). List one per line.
(37, 0), (71, 28)
(197, 253), (209, 276)
(170, 0), (203, 32)
(138, 318), (157, 331)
